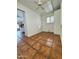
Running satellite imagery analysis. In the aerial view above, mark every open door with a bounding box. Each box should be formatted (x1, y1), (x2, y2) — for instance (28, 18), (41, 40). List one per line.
(17, 9), (25, 42)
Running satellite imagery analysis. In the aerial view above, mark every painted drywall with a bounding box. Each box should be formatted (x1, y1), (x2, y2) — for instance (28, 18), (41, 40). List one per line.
(41, 12), (54, 32)
(17, 2), (41, 37)
(54, 9), (61, 35)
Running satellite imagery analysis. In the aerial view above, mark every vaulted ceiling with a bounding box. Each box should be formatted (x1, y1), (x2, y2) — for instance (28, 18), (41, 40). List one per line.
(17, 0), (61, 15)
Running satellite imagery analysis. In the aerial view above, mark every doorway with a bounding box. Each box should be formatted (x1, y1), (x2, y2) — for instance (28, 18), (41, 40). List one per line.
(17, 9), (25, 42)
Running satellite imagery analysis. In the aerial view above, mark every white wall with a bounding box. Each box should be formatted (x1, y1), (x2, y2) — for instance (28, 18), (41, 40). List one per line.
(41, 12), (54, 32)
(54, 9), (61, 35)
(17, 2), (41, 37)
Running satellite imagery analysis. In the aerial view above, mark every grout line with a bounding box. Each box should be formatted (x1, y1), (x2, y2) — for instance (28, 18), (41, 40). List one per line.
(22, 39), (47, 58)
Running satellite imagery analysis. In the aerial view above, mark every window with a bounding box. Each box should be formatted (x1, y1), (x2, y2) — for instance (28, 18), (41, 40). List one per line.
(47, 17), (51, 23)
(17, 9), (25, 22)
(47, 16), (54, 23)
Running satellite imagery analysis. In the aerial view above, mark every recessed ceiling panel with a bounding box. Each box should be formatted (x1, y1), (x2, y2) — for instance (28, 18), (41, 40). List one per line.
(17, 0), (61, 15)
(42, 0), (53, 13)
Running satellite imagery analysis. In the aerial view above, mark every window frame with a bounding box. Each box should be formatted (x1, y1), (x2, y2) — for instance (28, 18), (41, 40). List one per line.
(46, 16), (54, 23)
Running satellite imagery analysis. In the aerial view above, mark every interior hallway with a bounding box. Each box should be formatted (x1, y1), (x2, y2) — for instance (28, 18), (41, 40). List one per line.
(17, 32), (62, 59)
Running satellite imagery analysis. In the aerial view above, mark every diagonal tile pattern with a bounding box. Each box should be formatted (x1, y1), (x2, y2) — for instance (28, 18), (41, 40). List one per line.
(17, 32), (62, 59)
